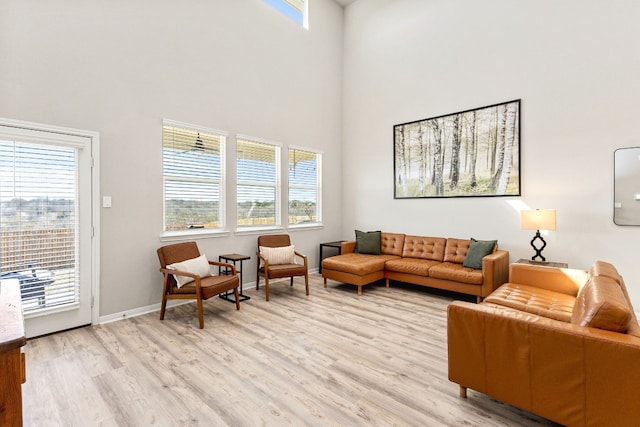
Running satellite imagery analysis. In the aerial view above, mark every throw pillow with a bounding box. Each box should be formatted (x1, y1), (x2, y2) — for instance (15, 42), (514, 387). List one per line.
(462, 238), (497, 269)
(167, 254), (212, 288)
(259, 245), (295, 266)
(355, 230), (382, 255)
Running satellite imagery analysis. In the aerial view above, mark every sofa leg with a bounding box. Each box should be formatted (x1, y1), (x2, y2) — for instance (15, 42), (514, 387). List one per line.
(357, 286), (362, 296)
(476, 296), (482, 304)
(459, 386), (467, 398)
(323, 277), (327, 288)
(385, 278), (389, 288)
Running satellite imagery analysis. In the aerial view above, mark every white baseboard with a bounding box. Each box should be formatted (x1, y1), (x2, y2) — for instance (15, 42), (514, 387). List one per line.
(98, 299), (192, 324)
(98, 274), (318, 325)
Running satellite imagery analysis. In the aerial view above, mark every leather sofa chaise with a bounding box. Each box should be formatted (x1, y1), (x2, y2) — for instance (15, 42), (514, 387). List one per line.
(321, 232), (509, 302)
(448, 260), (640, 426)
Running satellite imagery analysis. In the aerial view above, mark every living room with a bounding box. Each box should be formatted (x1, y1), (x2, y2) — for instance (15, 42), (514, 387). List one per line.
(1, 0), (639, 425)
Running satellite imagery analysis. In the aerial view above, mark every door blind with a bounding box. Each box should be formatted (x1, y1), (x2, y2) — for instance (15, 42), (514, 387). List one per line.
(0, 139), (79, 312)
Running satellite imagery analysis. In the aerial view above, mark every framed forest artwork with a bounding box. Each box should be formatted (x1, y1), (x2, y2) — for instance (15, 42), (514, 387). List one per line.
(393, 99), (521, 199)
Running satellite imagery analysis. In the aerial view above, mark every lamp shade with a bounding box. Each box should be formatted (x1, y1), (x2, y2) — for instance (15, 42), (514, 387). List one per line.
(520, 209), (556, 231)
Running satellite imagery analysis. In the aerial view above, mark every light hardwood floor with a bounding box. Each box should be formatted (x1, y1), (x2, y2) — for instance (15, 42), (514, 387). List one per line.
(23, 274), (559, 426)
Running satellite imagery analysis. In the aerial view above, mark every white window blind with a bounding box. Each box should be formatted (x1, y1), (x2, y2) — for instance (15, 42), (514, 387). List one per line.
(288, 147), (321, 224)
(237, 137), (280, 227)
(0, 139), (78, 312)
(163, 121), (225, 231)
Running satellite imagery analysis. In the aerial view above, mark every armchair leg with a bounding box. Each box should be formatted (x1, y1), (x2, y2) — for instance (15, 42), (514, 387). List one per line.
(304, 273), (309, 296)
(197, 296), (205, 329)
(323, 277), (327, 288)
(160, 294), (168, 320)
(290, 277), (293, 287)
(256, 273), (260, 290)
(234, 287), (240, 311)
(265, 277), (270, 301)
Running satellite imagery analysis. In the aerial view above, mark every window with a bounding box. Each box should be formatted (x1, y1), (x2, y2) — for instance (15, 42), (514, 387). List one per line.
(162, 120), (226, 233)
(288, 147), (321, 225)
(236, 136), (280, 228)
(264, 0), (308, 28)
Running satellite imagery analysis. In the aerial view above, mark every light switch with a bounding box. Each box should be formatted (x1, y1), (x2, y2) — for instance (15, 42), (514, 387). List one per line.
(103, 196), (112, 208)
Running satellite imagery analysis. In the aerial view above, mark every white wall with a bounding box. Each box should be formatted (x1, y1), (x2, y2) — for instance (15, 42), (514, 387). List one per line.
(0, 0), (345, 316)
(343, 0), (640, 307)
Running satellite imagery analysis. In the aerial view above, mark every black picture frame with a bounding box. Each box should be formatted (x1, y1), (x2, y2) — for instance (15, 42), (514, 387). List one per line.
(393, 99), (521, 199)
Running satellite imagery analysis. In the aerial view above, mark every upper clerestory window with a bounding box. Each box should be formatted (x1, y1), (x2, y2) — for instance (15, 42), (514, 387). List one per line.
(264, 0), (308, 29)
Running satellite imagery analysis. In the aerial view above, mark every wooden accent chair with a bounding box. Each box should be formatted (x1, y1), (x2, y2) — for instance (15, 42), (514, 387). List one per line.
(157, 242), (240, 328)
(256, 234), (309, 301)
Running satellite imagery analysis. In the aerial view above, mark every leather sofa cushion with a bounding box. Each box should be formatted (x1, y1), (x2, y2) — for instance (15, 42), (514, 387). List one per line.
(384, 258), (441, 276)
(443, 238), (470, 263)
(401, 235), (446, 261)
(428, 262), (483, 285)
(485, 283), (575, 322)
(589, 260), (622, 285)
(321, 253), (400, 276)
(572, 275), (631, 332)
(381, 233), (406, 256)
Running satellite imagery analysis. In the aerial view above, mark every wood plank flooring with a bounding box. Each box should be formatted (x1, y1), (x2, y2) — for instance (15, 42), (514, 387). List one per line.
(23, 274), (559, 426)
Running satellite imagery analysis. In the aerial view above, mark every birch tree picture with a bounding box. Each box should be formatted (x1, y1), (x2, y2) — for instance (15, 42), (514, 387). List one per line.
(394, 99), (520, 198)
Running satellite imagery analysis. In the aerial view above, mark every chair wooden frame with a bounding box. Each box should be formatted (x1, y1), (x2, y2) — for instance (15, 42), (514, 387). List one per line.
(256, 234), (309, 301)
(157, 242), (240, 329)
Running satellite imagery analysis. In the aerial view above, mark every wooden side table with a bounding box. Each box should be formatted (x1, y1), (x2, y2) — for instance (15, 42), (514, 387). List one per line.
(218, 254), (251, 302)
(319, 241), (344, 273)
(515, 258), (568, 268)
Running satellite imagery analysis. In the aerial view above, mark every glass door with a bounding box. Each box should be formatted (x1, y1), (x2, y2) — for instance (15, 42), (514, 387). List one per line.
(0, 124), (94, 337)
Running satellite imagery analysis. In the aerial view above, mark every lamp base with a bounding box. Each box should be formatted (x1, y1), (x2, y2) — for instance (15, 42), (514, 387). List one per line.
(530, 230), (547, 262)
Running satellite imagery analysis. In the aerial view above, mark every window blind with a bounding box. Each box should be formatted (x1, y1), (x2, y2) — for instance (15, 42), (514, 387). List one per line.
(163, 122), (225, 231)
(288, 148), (321, 224)
(0, 139), (78, 312)
(237, 137), (280, 226)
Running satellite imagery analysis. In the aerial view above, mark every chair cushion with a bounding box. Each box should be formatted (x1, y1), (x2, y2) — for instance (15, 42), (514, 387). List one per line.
(260, 245), (295, 266)
(173, 274), (239, 299)
(167, 254), (211, 287)
(261, 263), (308, 279)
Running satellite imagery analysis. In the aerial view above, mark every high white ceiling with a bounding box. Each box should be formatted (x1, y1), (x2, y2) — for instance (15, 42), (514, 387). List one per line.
(334, 0), (357, 7)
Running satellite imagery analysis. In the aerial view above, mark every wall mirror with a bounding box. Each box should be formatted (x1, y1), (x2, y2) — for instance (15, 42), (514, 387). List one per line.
(614, 147), (640, 225)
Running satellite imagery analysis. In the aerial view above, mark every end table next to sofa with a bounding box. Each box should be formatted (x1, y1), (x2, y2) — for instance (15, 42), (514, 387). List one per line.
(515, 258), (568, 269)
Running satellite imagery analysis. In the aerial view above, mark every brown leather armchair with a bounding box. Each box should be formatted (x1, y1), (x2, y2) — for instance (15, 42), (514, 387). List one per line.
(256, 234), (309, 301)
(157, 242), (240, 328)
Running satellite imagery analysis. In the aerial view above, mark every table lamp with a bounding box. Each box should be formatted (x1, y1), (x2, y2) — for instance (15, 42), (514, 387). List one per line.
(520, 209), (556, 262)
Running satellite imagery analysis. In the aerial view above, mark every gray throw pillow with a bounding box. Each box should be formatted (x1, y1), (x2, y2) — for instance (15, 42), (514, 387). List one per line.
(462, 238), (497, 269)
(355, 230), (382, 255)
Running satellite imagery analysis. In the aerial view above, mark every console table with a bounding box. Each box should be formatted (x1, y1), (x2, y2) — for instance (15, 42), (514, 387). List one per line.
(0, 280), (27, 427)
(218, 253), (251, 302)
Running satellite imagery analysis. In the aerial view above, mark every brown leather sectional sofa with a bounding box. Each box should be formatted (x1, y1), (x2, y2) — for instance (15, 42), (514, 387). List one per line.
(448, 261), (640, 426)
(321, 232), (509, 301)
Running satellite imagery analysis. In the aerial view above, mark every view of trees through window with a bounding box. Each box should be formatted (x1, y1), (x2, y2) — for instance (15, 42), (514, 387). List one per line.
(289, 148), (320, 224)
(164, 122), (322, 231)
